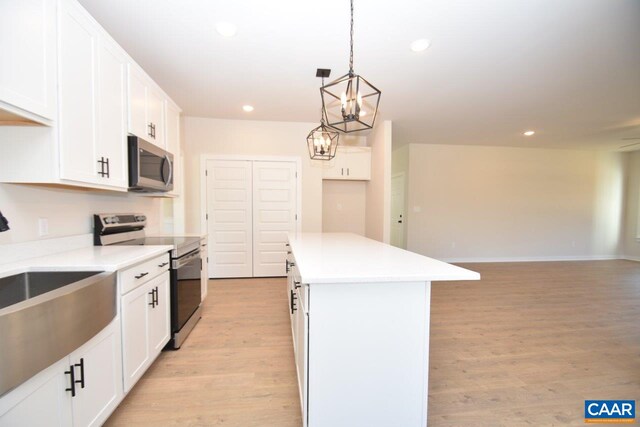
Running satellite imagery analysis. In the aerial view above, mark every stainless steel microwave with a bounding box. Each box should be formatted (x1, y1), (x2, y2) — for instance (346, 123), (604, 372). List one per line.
(128, 136), (174, 192)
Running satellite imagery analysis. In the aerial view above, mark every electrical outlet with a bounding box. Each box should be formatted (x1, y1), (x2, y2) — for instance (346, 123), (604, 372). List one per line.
(38, 218), (49, 237)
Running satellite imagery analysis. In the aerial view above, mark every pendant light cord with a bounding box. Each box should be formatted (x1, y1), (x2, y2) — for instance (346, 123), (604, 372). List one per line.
(349, 0), (354, 75)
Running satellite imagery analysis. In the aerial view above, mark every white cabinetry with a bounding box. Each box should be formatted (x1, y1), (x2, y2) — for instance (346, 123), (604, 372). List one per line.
(0, 0), (56, 124)
(0, 319), (123, 427)
(120, 256), (170, 393)
(128, 66), (166, 149)
(322, 146), (371, 181)
(58, 0), (127, 189)
(285, 233), (478, 427)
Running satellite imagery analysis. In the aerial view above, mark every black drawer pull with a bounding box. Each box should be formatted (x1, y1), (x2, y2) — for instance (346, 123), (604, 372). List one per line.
(135, 272), (149, 279)
(158, 262), (169, 267)
(65, 366), (76, 397)
(290, 289), (297, 314)
(294, 281), (301, 289)
(74, 358), (85, 389)
(148, 288), (156, 308)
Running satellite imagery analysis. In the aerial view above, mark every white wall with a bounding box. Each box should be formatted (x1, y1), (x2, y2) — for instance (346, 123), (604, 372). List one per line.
(0, 183), (164, 244)
(622, 150), (640, 260)
(182, 117), (329, 234)
(406, 144), (624, 261)
(322, 180), (366, 235)
(365, 120), (392, 243)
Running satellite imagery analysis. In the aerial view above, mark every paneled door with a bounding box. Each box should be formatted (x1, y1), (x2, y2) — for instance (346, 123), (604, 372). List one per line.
(205, 159), (298, 278)
(252, 161), (297, 277)
(206, 160), (253, 278)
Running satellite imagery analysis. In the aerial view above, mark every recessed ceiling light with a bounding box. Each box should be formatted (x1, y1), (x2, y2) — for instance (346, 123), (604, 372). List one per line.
(216, 22), (237, 38)
(410, 39), (431, 52)
(523, 130), (535, 136)
(242, 105), (254, 112)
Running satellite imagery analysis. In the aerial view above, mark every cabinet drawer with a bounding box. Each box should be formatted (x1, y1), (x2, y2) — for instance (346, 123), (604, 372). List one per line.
(119, 253), (170, 295)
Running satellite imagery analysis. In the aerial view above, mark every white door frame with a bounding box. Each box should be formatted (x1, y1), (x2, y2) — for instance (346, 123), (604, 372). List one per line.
(199, 154), (303, 240)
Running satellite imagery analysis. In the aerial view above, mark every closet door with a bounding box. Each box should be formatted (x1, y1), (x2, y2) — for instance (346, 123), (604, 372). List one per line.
(252, 161), (298, 277)
(206, 160), (253, 278)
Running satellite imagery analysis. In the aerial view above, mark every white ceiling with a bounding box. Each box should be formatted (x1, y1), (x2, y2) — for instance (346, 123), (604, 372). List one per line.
(78, 0), (640, 150)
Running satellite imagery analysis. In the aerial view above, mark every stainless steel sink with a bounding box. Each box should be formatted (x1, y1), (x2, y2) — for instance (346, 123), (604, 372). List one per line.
(0, 270), (116, 396)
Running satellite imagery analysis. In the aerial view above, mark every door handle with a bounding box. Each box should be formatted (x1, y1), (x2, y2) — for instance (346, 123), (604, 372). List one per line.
(398, 220), (403, 223)
(148, 288), (156, 308)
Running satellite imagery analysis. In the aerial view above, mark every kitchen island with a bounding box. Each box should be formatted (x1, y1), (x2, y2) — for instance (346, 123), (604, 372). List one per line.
(286, 233), (479, 427)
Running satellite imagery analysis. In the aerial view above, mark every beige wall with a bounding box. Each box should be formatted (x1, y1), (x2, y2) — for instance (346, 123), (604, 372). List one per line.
(182, 116), (328, 234)
(622, 150), (640, 260)
(0, 184), (164, 245)
(391, 144), (410, 247)
(322, 180), (366, 235)
(365, 120), (392, 243)
(406, 144), (624, 261)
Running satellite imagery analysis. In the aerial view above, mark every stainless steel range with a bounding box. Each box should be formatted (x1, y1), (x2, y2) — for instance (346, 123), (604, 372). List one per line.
(94, 213), (203, 349)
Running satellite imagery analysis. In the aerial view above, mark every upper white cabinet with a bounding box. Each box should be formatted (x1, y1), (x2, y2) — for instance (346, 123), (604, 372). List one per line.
(58, 0), (127, 190)
(322, 146), (371, 181)
(0, 0), (56, 124)
(0, 0), (181, 194)
(128, 66), (166, 149)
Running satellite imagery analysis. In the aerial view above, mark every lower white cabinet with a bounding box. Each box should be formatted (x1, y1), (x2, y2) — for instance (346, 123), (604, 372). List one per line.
(0, 319), (123, 427)
(121, 271), (170, 392)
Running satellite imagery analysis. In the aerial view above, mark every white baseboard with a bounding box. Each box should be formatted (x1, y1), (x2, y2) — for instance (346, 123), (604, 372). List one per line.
(0, 233), (93, 265)
(440, 255), (621, 263)
(621, 256), (640, 262)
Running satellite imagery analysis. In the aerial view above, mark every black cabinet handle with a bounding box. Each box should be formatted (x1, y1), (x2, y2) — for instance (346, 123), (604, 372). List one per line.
(148, 123), (153, 137)
(294, 281), (301, 289)
(105, 157), (110, 178)
(148, 288), (155, 308)
(286, 259), (290, 273)
(135, 272), (149, 279)
(347, 168), (350, 176)
(97, 157), (106, 177)
(158, 262), (169, 267)
(290, 289), (297, 314)
(341, 168), (344, 176)
(65, 366), (76, 397)
(154, 286), (159, 306)
(74, 358), (85, 389)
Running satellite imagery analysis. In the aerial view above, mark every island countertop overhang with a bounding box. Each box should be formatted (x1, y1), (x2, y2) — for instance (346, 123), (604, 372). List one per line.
(287, 232), (480, 284)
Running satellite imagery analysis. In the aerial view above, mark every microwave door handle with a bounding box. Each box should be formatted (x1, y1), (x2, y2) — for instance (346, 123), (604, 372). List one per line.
(164, 155), (173, 187)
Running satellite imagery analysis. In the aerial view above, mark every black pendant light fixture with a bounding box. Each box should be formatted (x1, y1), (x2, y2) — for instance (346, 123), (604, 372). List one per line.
(320, 0), (381, 133)
(307, 69), (340, 160)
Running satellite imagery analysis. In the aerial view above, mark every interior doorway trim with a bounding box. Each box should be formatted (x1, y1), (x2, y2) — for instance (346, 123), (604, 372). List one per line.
(199, 154), (303, 240)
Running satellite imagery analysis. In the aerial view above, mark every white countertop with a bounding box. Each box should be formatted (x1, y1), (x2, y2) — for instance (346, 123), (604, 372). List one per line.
(0, 245), (173, 279)
(288, 233), (480, 284)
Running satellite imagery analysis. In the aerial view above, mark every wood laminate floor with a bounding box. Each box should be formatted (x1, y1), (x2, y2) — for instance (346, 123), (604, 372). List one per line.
(106, 260), (640, 427)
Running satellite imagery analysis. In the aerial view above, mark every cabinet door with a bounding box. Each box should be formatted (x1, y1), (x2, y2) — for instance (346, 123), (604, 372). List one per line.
(321, 152), (347, 180)
(69, 319), (123, 427)
(148, 272), (171, 355)
(0, 357), (72, 427)
(294, 288), (308, 426)
(121, 281), (152, 393)
(344, 147), (371, 180)
(95, 38), (128, 189)
(146, 87), (165, 149)
(58, 0), (100, 184)
(127, 66), (148, 140)
(0, 0), (56, 122)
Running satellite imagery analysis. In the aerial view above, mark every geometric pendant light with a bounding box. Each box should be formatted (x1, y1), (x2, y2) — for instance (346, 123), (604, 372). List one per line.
(307, 70), (340, 160)
(320, 0), (381, 133)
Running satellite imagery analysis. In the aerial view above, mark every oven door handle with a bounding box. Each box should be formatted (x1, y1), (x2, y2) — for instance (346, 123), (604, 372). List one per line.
(172, 250), (201, 269)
